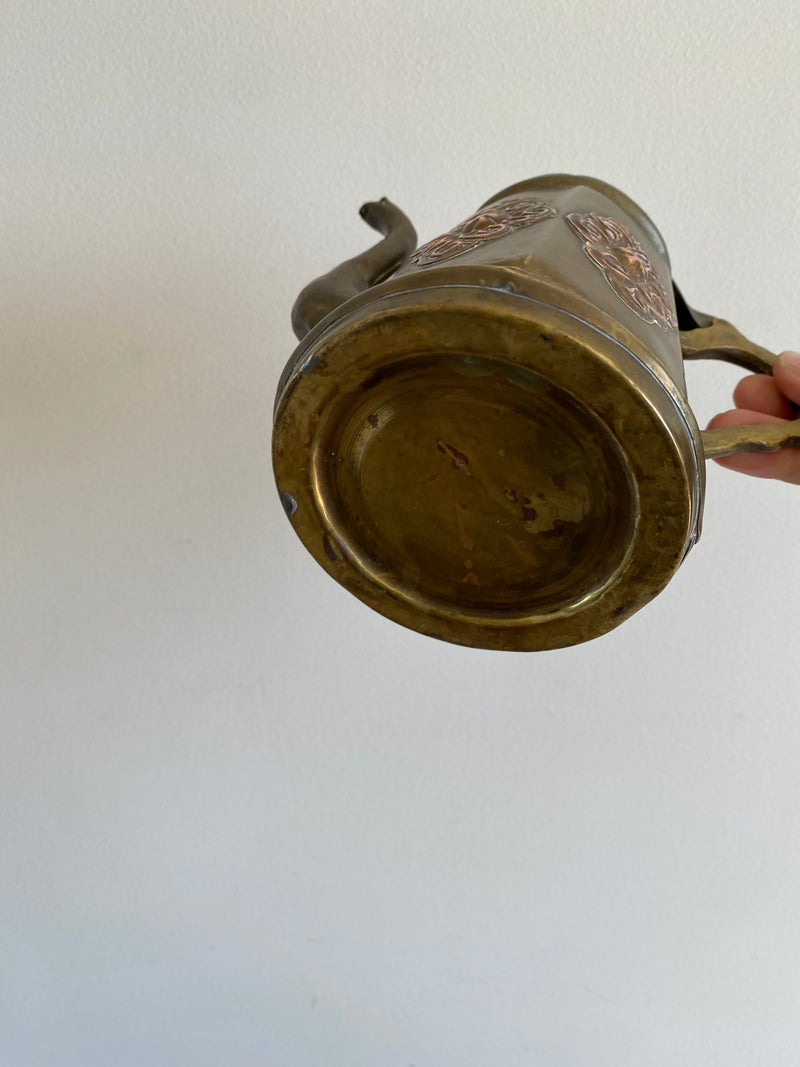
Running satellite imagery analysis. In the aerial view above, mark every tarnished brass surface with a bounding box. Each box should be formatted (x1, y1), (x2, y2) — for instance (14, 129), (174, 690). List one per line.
(273, 175), (798, 650)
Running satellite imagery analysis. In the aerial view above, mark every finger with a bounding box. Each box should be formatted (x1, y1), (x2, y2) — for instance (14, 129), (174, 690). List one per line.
(772, 350), (800, 407)
(706, 408), (800, 485)
(733, 374), (795, 418)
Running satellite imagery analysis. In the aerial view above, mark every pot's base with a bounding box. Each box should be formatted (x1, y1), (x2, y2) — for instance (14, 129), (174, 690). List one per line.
(273, 283), (701, 650)
(320, 352), (636, 620)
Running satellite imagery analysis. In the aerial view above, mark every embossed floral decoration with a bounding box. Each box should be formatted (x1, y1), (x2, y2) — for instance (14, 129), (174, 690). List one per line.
(566, 211), (677, 331)
(410, 197), (558, 267)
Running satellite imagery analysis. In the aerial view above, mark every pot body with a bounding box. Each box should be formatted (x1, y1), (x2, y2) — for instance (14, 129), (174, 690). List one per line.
(273, 175), (706, 650)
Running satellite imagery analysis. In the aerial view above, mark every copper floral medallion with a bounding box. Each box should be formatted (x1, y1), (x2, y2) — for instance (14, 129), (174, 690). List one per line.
(409, 197), (558, 267)
(566, 212), (677, 331)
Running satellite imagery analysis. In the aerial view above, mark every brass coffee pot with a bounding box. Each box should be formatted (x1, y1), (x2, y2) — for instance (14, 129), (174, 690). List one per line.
(273, 175), (800, 651)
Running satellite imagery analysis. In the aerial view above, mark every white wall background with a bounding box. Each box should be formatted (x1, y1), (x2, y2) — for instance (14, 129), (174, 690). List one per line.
(2, 2), (800, 1064)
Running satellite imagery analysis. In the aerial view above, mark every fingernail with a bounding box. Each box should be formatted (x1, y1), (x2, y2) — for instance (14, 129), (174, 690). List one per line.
(778, 351), (800, 375)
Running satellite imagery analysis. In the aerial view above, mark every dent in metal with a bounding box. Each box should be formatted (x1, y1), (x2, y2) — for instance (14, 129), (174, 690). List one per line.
(280, 492), (298, 517)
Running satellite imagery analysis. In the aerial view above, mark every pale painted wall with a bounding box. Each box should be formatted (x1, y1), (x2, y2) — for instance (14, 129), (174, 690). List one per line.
(2, 3), (800, 1065)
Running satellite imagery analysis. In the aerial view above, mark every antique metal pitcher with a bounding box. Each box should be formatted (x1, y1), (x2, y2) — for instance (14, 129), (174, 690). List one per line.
(272, 175), (799, 651)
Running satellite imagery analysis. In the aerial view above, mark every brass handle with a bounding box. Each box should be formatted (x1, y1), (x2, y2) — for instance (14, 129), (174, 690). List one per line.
(674, 285), (800, 460)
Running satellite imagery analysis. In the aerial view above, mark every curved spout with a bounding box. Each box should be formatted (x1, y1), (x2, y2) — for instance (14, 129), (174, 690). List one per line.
(291, 198), (417, 340)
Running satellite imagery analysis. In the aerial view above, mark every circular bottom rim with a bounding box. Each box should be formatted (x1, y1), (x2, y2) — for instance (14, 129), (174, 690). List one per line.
(273, 288), (698, 650)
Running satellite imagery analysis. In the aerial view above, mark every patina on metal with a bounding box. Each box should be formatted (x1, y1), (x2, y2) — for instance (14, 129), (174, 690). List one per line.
(273, 174), (800, 651)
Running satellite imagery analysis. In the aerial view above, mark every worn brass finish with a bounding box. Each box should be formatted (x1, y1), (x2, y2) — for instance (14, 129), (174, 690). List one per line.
(273, 175), (798, 650)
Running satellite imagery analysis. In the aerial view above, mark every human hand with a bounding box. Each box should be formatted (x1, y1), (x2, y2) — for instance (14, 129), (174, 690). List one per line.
(706, 350), (800, 485)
